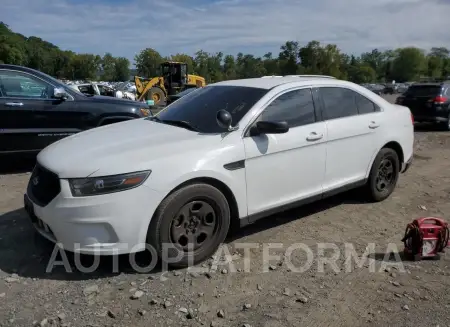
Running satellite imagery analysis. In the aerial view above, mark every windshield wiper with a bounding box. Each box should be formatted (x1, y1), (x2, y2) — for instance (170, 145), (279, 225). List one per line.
(148, 116), (161, 122)
(160, 119), (200, 132)
(147, 117), (199, 132)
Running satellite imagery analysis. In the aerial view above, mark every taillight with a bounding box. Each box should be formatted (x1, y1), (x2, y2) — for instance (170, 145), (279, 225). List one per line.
(432, 96), (447, 104)
(411, 112), (414, 124)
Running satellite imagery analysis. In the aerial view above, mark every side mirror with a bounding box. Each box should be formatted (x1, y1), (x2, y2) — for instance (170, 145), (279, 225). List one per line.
(53, 87), (68, 100)
(216, 109), (232, 129)
(250, 121), (289, 136)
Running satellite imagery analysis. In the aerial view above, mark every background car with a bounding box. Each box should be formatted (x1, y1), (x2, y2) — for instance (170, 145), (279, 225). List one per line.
(396, 82), (450, 130)
(0, 64), (151, 154)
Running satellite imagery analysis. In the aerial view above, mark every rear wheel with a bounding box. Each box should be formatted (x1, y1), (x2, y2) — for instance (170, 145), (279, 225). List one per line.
(366, 148), (400, 202)
(439, 114), (450, 131)
(146, 183), (230, 268)
(146, 87), (166, 106)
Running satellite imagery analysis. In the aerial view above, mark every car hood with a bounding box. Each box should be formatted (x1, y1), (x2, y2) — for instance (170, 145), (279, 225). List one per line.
(37, 119), (208, 178)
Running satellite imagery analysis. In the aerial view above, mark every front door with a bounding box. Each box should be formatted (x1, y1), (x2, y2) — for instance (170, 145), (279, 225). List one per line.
(0, 69), (55, 153)
(243, 88), (327, 216)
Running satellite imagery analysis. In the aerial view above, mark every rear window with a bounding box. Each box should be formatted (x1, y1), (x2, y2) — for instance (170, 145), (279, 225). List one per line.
(405, 85), (442, 97)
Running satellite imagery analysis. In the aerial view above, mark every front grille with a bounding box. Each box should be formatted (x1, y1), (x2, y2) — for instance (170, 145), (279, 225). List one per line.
(28, 164), (61, 207)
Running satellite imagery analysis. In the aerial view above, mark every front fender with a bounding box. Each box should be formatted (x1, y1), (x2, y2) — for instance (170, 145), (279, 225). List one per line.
(163, 169), (248, 219)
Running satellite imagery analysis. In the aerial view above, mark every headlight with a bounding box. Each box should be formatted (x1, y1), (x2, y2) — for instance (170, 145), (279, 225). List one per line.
(69, 171), (151, 197)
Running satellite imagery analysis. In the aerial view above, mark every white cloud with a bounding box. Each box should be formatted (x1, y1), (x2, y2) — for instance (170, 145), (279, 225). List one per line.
(2, 0), (450, 62)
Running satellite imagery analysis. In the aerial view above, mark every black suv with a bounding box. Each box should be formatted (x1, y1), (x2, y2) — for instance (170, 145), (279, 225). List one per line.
(396, 82), (450, 131)
(0, 64), (151, 154)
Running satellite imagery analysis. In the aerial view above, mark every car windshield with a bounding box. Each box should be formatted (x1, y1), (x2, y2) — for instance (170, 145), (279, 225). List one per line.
(178, 88), (199, 97)
(147, 85), (268, 133)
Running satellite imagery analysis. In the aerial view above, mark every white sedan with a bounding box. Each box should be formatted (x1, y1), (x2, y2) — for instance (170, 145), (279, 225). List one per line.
(24, 75), (414, 267)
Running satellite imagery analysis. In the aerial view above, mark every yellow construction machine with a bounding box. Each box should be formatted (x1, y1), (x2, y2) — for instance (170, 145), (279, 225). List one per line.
(134, 61), (206, 105)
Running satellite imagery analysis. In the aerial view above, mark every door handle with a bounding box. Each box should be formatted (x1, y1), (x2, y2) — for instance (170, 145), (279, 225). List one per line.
(306, 132), (323, 141)
(369, 121), (379, 129)
(5, 102), (24, 107)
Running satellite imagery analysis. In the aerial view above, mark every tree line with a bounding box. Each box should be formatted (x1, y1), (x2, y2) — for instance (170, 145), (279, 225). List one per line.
(1, 22), (450, 84)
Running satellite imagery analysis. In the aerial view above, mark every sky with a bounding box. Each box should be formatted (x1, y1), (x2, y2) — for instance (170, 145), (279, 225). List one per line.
(2, 0), (450, 64)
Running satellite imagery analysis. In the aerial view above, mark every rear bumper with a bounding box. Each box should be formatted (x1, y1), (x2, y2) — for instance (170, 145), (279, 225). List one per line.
(413, 115), (448, 123)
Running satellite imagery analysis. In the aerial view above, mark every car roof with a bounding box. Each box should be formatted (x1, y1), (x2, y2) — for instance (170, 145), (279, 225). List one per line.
(212, 76), (343, 89)
(0, 64), (42, 74)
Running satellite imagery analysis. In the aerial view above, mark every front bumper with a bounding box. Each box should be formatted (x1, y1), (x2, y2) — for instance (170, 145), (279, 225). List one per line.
(24, 178), (164, 255)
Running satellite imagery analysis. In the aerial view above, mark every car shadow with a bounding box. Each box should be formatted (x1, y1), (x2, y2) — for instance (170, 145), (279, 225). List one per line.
(0, 189), (368, 281)
(228, 189), (365, 242)
(414, 123), (446, 132)
(0, 208), (164, 281)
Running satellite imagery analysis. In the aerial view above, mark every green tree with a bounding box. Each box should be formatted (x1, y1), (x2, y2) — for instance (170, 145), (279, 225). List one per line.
(299, 41), (323, 74)
(1, 20), (450, 84)
(113, 57), (130, 81)
(101, 53), (116, 80)
(391, 47), (427, 82)
(279, 41), (300, 74)
(262, 52), (280, 76)
(134, 48), (162, 77)
(223, 54), (237, 80)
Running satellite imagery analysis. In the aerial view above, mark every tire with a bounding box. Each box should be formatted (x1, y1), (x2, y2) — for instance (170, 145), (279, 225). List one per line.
(146, 183), (230, 268)
(146, 87), (166, 106)
(366, 148), (400, 202)
(439, 114), (450, 131)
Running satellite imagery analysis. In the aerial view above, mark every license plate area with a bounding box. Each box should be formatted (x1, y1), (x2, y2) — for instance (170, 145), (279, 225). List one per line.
(24, 194), (55, 238)
(24, 194), (37, 224)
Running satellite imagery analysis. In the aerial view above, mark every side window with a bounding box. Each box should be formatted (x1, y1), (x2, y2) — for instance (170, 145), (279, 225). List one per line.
(0, 70), (52, 99)
(97, 85), (105, 95)
(320, 87), (358, 120)
(354, 92), (379, 114)
(78, 85), (95, 95)
(260, 88), (316, 128)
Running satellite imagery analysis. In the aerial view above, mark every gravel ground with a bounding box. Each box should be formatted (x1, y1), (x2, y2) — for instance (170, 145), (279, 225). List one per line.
(1, 95), (450, 327)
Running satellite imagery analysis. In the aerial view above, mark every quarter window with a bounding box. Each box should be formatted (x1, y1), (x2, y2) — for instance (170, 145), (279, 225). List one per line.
(320, 87), (358, 120)
(260, 88), (316, 128)
(355, 92), (379, 114)
(0, 70), (52, 99)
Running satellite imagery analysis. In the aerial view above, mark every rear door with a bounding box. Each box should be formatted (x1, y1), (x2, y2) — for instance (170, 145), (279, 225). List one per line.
(402, 85), (442, 117)
(0, 69), (54, 153)
(318, 87), (379, 191)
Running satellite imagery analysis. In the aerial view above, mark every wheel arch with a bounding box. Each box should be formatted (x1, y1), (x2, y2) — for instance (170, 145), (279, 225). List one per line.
(382, 141), (404, 169)
(366, 140), (405, 178)
(152, 176), (241, 234)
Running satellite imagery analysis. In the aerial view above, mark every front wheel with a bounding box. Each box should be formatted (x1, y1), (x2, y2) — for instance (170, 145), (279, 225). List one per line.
(365, 148), (400, 202)
(146, 183), (230, 268)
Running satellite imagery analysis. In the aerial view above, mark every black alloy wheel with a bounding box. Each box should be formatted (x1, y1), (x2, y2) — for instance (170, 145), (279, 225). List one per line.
(375, 158), (395, 193)
(170, 200), (219, 252)
(366, 148), (400, 202)
(147, 183), (230, 268)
